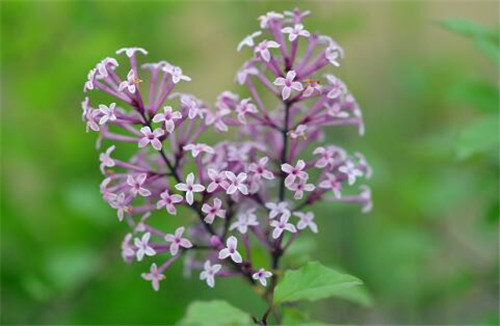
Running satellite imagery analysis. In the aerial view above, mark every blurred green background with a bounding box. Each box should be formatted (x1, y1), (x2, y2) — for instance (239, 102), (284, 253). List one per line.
(1, 1), (498, 325)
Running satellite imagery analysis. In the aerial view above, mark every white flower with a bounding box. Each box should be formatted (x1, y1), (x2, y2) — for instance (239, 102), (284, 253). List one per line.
(229, 208), (259, 234)
(218, 236), (242, 263)
(175, 173), (205, 205)
(294, 211), (318, 233)
(141, 263), (165, 291)
(281, 24), (310, 42)
(134, 232), (156, 261)
(237, 31), (262, 51)
(98, 103), (117, 125)
(254, 40), (280, 63)
(164, 227), (193, 256)
(152, 106), (182, 133)
(273, 70), (303, 100)
(225, 171), (249, 195)
(338, 160), (363, 185)
(265, 201), (290, 219)
(200, 260), (222, 288)
(116, 47), (148, 57)
(252, 268), (272, 286)
(270, 215), (297, 239)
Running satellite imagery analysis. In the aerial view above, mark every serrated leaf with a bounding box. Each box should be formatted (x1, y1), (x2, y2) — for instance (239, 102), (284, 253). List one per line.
(455, 114), (499, 160)
(274, 261), (363, 304)
(178, 300), (252, 326)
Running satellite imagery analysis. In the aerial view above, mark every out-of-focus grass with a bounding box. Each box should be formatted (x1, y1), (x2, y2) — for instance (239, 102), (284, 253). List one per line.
(1, 1), (498, 325)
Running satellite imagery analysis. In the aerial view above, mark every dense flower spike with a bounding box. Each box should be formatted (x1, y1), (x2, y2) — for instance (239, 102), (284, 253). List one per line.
(81, 9), (371, 303)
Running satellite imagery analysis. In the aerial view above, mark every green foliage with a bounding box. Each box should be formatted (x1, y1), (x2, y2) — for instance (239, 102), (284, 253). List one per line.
(281, 307), (326, 325)
(455, 113), (499, 160)
(178, 300), (252, 326)
(274, 262), (363, 304)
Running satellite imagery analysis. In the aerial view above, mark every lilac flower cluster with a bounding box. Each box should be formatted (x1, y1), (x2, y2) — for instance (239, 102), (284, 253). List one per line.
(81, 9), (372, 294)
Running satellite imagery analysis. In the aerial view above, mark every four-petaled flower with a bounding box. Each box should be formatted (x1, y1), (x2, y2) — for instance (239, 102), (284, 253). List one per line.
(139, 126), (164, 151)
(281, 160), (308, 186)
(338, 160), (363, 185)
(119, 69), (140, 94)
(202, 198), (226, 224)
(164, 226), (193, 256)
(225, 172), (249, 195)
(200, 260), (222, 288)
(319, 173), (342, 198)
(274, 70), (303, 100)
(237, 31), (262, 51)
(248, 157), (275, 181)
(289, 178), (315, 200)
(288, 124), (307, 139)
(134, 232), (156, 261)
(206, 169), (229, 193)
(313, 146), (336, 168)
(175, 173), (205, 205)
(141, 263), (165, 291)
(127, 173), (151, 197)
(152, 106), (182, 133)
(99, 145), (116, 174)
(116, 47), (148, 57)
(98, 103), (117, 125)
(281, 24), (310, 42)
(229, 208), (259, 234)
(254, 40), (280, 63)
(326, 75), (345, 99)
(109, 192), (128, 221)
(157, 190), (183, 215)
(265, 201), (291, 219)
(166, 65), (191, 84)
(181, 96), (205, 120)
(294, 211), (318, 233)
(258, 11), (284, 29)
(235, 98), (258, 124)
(218, 236), (242, 263)
(270, 214), (297, 239)
(252, 268), (272, 286)
(303, 79), (322, 97)
(183, 143), (215, 158)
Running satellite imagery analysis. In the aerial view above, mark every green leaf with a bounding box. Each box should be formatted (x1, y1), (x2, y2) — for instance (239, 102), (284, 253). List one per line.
(273, 261), (363, 304)
(178, 300), (252, 326)
(282, 307), (326, 326)
(438, 18), (490, 38)
(455, 114), (499, 160)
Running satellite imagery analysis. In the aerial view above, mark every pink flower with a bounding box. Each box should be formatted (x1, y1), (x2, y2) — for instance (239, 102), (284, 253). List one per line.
(165, 65), (191, 84)
(338, 160), (363, 185)
(313, 147), (336, 169)
(157, 190), (183, 215)
(252, 268), (272, 286)
(116, 47), (148, 57)
(164, 226), (193, 256)
(218, 236), (242, 263)
(225, 171), (248, 195)
(265, 201), (291, 219)
(181, 96), (206, 120)
(121, 233), (135, 261)
(127, 173), (151, 197)
(326, 102), (349, 118)
(138, 127), (164, 151)
(205, 108), (230, 132)
(281, 24), (310, 42)
(248, 157), (275, 181)
(96, 57), (119, 78)
(281, 160), (308, 186)
(98, 103), (117, 125)
(99, 145), (116, 174)
(288, 124), (307, 139)
(109, 192), (128, 221)
(134, 232), (156, 261)
(142, 263), (165, 291)
(236, 65), (259, 85)
(288, 178), (315, 200)
(274, 70), (303, 100)
(325, 46), (341, 67)
(152, 106), (182, 133)
(183, 143), (215, 158)
(258, 11), (284, 29)
(229, 208), (259, 234)
(303, 80), (322, 97)
(201, 198), (226, 224)
(319, 173), (342, 199)
(84, 68), (97, 92)
(237, 31), (262, 51)
(270, 214), (297, 239)
(235, 98), (258, 124)
(119, 69), (139, 94)
(294, 211), (318, 233)
(325, 75), (345, 99)
(200, 260), (222, 288)
(206, 169), (229, 193)
(175, 173), (205, 205)
(254, 40), (280, 63)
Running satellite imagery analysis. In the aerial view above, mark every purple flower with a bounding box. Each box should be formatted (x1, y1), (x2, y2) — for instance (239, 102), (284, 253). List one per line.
(183, 143), (215, 158)
(200, 260), (222, 288)
(258, 11), (284, 29)
(116, 47), (148, 57)
(248, 157), (275, 181)
(288, 178), (315, 200)
(166, 65), (191, 84)
(303, 79), (322, 97)
(254, 40), (280, 63)
(175, 173), (205, 205)
(294, 211), (318, 233)
(142, 263), (165, 291)
(236, 65), (259, 85)
(270, 214), (297, 239)
(109, 192), (128, 221)
(157, 190), (183, 215)
(274, 70), (303, 100)
(119, 69), (139, 94)
(338, 160), (363, 185)
(99, 145), (116, 174)
(319, 173), (342, 198)
(281, 160), (308, 186)
(218, 236), (242, 263)
(127, 173), (151, 197)
(224, 171), (248, 195)
(281, 24), (310, 42)
(138, 127), (164, 151)
(152, 106), (182, 133)
(202, 198), (226, 224)
(235, 98), (258, 124)
(181, 95), (205, 120)
(98, 103), (117, 125)
(325, 75), (345, 99)
(288, 124), (307, 139)
(165, 227), (193, 256)
(265, 201), (291, 219)
(237, 31), (262, 51)
(252, 268), (272, 286)
(206, 169), (229, 193)
(229, 208), (259, 234)
(121, 233), (135, 261)
(134, 232), (156, 261)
